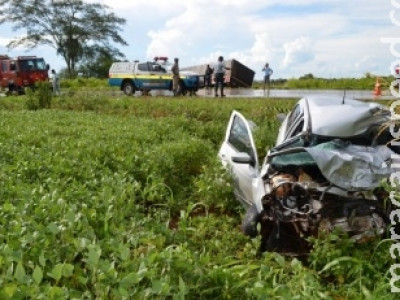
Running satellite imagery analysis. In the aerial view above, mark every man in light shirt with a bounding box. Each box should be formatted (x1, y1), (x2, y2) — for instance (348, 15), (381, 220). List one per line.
(262, 62), (273, 96)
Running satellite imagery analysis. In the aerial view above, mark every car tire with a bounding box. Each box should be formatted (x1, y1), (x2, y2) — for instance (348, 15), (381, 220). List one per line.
(242, 204), (260, 238)
(122, 81), (135, 96)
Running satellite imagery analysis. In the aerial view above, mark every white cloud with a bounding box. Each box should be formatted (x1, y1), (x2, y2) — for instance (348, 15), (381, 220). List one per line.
(147, 28), (185, 59)
(282, 37), (313, 68)
(0, 0), (396, 78)
(0, 37), (11, 47)
(250, 33), (273, 62)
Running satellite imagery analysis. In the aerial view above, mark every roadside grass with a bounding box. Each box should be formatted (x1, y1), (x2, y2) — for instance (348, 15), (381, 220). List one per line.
(59, 76), (392, 91)
(0, 93), (397, 298)
(253, 75), (393, 90)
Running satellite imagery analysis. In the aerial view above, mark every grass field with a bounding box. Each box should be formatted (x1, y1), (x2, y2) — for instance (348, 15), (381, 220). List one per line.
(0, 91), (398, 299)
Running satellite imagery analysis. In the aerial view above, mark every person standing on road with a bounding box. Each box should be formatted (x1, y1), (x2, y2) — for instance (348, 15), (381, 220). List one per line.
(171, 58), (180, 96)
(214, 56), (230, 97)
(262, 62), (273, 96)
(51, 69), (60, 95)
(205, 64), (214, 88)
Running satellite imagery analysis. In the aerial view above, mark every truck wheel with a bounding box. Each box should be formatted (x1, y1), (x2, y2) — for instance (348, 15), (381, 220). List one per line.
(178, 81), (187, 96)
(242, 204), (260, 238)
(122, 82), (135, 96)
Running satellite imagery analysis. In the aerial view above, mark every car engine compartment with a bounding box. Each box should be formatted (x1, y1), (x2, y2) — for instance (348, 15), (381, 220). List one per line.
(221, 98), (400, 256)
(258, 165), (390, 255)
(257, 124), (398, 254)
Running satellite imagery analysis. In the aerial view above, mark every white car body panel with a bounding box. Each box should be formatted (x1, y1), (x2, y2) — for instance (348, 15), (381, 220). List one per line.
(218, 110), (259, 207)
(307, 98), (388, 137)
(218, 96), (399, 254)
(220, 96), (396, 212)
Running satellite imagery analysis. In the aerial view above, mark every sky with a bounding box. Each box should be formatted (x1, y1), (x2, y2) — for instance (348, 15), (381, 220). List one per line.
(0, 0), (399, 80)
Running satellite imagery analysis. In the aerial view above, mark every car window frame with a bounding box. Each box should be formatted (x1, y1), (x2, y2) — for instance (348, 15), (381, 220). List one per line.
(137, 62), (150, 72)
(286, 116), (305, 139)
(228, 116), (254, 158)
(225, 112), (259, 168)
(149, 62), (166, 73)
(285, 104), (305, 140)
(1, 61), (8, 72)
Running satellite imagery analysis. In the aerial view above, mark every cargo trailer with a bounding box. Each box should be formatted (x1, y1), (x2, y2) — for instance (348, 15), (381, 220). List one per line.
(181, 59), (255, 88)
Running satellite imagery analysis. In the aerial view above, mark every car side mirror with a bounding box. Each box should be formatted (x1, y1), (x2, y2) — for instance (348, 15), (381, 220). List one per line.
(231, 152), (254, 165)
(276, 113), (286, 123)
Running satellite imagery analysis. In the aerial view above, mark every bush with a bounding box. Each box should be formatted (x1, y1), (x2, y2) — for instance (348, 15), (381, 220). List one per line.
(25, 82), (52, 110)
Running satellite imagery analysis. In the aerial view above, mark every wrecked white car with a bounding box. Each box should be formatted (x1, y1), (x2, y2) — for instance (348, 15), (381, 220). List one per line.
(219, 96), (399, 255)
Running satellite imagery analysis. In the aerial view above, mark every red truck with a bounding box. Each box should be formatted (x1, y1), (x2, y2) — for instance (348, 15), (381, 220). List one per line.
(0, 54), (49, 95)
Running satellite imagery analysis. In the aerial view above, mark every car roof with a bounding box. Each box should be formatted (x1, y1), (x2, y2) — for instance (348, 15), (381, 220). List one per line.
(109, 62), (136, 72)
(300, 96), (389, 137)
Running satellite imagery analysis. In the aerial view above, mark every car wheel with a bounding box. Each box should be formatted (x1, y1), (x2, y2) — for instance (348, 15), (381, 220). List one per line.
(122, 81), (135, 96)
(242, 204), (260, 238)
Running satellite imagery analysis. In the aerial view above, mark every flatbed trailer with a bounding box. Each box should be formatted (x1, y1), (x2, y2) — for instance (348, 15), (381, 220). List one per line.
(181, 59), (255, 88)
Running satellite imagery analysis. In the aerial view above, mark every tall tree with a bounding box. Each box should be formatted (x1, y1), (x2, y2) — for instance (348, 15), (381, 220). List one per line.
(77, 46), (126, 78)
(0, 0), (127, 78)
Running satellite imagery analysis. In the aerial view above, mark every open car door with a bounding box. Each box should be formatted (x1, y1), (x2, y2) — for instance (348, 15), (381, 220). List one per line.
(218, 111), (259, 208)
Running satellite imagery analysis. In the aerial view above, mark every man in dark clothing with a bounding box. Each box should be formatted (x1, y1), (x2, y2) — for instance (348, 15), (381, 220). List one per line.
(214, 56), (230, 97)
(205, 64), (213, 88)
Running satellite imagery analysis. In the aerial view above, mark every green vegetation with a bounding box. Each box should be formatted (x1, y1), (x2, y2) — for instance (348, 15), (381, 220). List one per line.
(35, 74), (395, 92)
(0, 88), (398, 299)
(253, 74), (394, 90)
(25, 82), (53, 110)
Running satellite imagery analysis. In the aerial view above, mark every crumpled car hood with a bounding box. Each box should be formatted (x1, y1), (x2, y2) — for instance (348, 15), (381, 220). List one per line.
(269, 140), (393, 191)
(304, 140), (393, 191)
(307, 98), (388, 137)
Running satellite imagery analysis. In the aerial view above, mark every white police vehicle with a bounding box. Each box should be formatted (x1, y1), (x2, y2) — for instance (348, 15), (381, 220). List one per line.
(108, 57), (203, 96)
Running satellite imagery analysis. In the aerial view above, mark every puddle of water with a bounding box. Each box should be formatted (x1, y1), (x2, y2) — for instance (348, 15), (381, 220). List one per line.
(197, 88), (394, 100)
